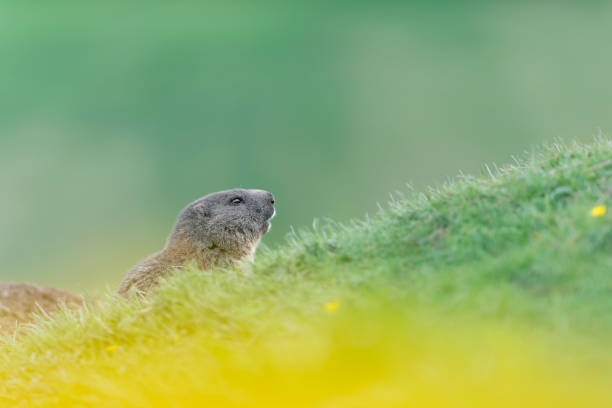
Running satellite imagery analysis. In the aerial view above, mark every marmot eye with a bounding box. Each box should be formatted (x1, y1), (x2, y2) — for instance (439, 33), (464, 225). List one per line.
(231, 197), (243, 205)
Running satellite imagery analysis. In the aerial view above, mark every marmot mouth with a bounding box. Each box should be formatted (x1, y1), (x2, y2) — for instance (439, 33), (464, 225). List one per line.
(264, 208), (275, 232)
(266, 207), (276, 221)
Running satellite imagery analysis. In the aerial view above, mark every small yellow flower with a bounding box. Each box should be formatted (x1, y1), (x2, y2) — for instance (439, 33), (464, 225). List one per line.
(106, 344), (118, 352)
(590, 205), (607, 217)
(324, 300), (340, 312)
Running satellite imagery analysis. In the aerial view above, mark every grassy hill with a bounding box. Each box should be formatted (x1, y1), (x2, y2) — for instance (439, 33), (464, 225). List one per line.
(2, 139), (612, 407)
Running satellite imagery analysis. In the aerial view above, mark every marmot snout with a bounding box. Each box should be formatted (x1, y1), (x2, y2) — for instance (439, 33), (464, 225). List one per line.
(117, 189), (275, 297)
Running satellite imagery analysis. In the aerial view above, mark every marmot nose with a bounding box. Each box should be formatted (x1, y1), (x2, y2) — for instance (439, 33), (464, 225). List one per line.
(268, 193), (275, 205)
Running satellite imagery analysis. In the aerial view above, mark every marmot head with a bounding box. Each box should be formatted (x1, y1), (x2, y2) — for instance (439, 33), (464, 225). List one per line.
(168, 189), (276, 259)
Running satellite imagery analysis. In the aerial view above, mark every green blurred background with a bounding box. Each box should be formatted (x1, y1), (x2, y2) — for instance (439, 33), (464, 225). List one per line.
(2, 2), (611, 291)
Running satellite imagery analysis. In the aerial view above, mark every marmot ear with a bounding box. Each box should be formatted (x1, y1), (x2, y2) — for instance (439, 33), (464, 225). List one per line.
(193, 203), (210, 217)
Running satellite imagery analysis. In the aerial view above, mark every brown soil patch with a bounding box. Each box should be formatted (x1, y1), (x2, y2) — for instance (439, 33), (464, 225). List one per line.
(0, 282), (83, 336)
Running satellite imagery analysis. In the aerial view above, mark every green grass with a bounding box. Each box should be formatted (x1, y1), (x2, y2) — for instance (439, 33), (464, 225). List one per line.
(2, 139), (612, 407)
(6, 2), (612, 290)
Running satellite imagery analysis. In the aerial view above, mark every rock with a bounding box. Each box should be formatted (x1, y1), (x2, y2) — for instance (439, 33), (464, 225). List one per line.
(0, 282), (83, 336)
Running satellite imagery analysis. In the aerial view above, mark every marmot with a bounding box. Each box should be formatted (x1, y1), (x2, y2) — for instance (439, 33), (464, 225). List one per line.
(117, 188), (275, 297)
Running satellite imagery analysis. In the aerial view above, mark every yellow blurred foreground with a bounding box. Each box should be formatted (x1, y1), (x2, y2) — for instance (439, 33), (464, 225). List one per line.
(3, 306), (610, 408)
